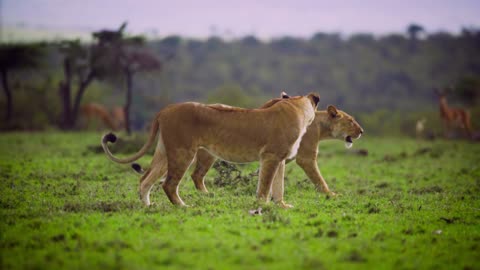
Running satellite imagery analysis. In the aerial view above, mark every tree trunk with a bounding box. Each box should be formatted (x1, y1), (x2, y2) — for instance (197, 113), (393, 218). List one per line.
(124, 69), (133, 135)
(71, 71), (95, 128)
(1, 69), (12, 124)
(59, 58), (73, 129)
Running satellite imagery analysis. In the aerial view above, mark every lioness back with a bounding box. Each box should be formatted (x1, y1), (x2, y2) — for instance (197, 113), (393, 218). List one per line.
(157, 100), (307, 163)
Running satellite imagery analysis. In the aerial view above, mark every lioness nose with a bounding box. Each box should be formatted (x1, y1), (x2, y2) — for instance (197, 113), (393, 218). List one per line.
(360, 129), (364, 134)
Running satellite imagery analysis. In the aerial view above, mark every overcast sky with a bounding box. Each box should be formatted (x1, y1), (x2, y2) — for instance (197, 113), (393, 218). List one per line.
(3, 0), (480, 39)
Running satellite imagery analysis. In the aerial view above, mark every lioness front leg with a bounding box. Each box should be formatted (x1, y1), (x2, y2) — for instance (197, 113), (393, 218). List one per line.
(257, 153), (282, 203)
(296, 157), (336, 196)
(271, 160), (293, 208)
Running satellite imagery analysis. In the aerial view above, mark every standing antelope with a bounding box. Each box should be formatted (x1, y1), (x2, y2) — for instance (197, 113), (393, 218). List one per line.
(436, 90), (473, 139)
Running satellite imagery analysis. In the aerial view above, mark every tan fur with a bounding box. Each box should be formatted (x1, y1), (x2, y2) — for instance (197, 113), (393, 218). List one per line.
(102, 93), (319, 206)
(438, 94), (472, 138)
(416, 118), (426, 139)
(192, 105), (363, 207)
(111, 106), (125, 131)
(80, 103), (117, 130)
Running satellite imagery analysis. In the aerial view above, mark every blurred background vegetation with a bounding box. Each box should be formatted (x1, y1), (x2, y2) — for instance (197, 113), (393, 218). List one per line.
(1, 23), (479, 136)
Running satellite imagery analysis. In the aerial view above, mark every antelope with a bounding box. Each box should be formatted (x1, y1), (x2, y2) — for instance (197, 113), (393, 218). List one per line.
(436, 89), (472, 139)
(80, 103), (124, 131)
(416, 118), (427, 139)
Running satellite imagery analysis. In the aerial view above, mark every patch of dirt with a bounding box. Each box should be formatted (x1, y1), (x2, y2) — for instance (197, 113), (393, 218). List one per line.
(326, 230), (338, 238)
(344, 250), (366, 263)
(375, 182), (389, 189)
(382, 152), (407, 162)
(373, 232), (387, 241)
(380, 147), (444, 163)
(365, 202), (380, 214)
(51, 234), (66, 242)
(261, 208), (290, 225)
(413, 147), (432, 156)
(212, 161), (258, 194)
(402, 227), (426, 235)
(353, 149), (369, 156)
(63, 201), (138, 213)
(348, 232), (358, 238)
(439, 217), (460, 224)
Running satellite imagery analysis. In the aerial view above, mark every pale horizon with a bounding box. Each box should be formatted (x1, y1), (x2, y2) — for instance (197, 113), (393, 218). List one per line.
(2, 0), (480, 40)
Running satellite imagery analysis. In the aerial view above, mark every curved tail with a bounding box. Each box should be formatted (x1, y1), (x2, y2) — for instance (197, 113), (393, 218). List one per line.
(101, 118), (160, 164)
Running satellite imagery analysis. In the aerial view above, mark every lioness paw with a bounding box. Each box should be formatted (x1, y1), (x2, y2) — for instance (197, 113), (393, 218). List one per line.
(326, 192), (340, 199)
(277, 201), (294, 209)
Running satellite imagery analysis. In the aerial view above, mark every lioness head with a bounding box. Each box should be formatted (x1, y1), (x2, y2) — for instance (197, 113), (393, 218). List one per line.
(326, 105), (364, 148)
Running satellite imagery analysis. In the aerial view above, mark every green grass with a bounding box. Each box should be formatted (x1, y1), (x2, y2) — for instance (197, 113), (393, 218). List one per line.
(1, 132), (479, 270)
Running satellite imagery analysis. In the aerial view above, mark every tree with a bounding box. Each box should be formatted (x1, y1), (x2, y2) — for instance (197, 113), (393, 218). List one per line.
(407, 23), (425, 52)
(0, 43), (44, 124)
(92, 22), (162, 134)
(57, 23), (142, 130)
(57, 40), (95, 129)
(407, 23), (425, 40)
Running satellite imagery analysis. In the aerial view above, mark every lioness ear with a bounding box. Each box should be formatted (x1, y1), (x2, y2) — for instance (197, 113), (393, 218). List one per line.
(307, 93), (320, 108)
(327, 105), (338, 118)
(281, 91), (290, 99)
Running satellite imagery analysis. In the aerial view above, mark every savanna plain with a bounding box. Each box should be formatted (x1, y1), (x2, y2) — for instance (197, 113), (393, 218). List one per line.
(0, 132), (479, 270)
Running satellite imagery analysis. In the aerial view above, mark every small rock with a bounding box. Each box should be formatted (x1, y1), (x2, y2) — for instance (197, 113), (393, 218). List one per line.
(249, 207), (262, 216)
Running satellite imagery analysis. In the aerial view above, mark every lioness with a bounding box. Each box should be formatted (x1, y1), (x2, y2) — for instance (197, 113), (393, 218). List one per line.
(102, 93), (320, 206)
(190, 99), (363, 205)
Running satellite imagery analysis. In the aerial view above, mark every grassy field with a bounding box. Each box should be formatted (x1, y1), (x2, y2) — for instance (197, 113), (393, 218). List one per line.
(1, 132), (479, 270)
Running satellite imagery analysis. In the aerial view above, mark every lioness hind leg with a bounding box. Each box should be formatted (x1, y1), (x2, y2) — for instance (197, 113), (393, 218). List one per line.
(139, 154), (168, 206)
(163, 151), (196, 206)
(257, 153), (282, 203)
(191, 149), (217, 193)
(139, 166), (167, 206)
(271, 161), (293, 208)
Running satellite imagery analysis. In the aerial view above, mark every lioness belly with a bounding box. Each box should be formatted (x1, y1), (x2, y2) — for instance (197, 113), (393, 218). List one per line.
(200, 146), (258, 163)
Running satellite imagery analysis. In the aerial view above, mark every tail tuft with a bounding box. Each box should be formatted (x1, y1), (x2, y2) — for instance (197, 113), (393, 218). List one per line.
(103, 132), (117, 144)
(131, 163), (144, 174)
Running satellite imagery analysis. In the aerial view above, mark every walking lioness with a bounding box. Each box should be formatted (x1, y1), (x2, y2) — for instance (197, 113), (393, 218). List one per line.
(102, 93), (320, 206)
(191, 99), (363, 206)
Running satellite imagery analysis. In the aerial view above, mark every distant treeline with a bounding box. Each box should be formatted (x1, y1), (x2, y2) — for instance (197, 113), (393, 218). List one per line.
(149, 30), (480, 110)
(1, 25), (480, 135)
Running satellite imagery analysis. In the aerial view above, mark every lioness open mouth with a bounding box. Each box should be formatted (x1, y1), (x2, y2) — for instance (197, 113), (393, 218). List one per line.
(345, 136), (353, 149)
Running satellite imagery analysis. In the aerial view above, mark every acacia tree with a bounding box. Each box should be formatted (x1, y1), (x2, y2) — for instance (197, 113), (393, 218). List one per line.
(0, 43), (43, 124)
(57, 23), (135, 129)
(407, 23), (425, 52)
(122, 49), (161, 134)
(57, 40), (95, 129)
(407, 24), (425, 40)
(92, 23), (161, 134)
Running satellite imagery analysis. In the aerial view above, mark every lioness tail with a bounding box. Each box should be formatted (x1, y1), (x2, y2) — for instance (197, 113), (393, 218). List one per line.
(101, 118), (159, 164)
